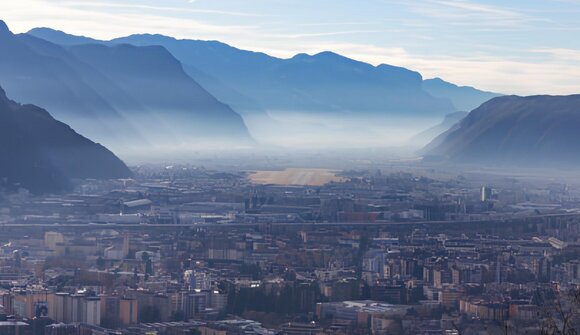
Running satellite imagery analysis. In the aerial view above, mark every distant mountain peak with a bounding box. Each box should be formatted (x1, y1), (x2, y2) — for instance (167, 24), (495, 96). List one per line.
(313, 51), (343, 58)
(427, 77), (487, 92)
(27, 27), (99, 45)
(290, 53), (310, 60)
(29, 27), (64, 35)
(290, 51), (362, 64)
(423, 77), (502, 112)
(427, 77), (447, 84)
(376, 63), (423, 81)
(0, 20), (12, 37)
(123, 33), (175, 42)
(314, 51), (368, 66)
(119, 33), (234, 49)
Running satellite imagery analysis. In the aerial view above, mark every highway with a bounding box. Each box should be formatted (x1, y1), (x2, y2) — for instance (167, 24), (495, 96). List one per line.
(0, 211), (578, 231)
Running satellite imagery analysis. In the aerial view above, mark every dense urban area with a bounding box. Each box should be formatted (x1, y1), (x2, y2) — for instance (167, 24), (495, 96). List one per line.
(0, 165), (578, 335)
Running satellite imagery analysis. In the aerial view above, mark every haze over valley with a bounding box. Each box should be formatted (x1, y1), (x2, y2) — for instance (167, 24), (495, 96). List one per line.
(1, 13), (579, 172)
(0, 20), (504, 159)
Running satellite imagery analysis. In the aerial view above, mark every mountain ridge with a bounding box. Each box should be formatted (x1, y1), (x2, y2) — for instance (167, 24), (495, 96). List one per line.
(423, 77), (502, 112)
(29, 28), (460, 117)
(25, 25), (505, 148)
(423, 94), (580, 166)
(0, 21), (252, 154)
(0, 85), (131, 193)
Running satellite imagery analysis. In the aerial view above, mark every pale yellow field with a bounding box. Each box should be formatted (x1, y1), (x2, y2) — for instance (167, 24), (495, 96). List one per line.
(249, 168), (345, 186)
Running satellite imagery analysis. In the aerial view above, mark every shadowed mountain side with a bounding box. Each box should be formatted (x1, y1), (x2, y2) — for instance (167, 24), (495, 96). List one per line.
(0, 22), (142, 148)
(423, 77), (502, 112)
(423, 95), (580, 166)
(0, 85), (131, 193)
(66, 43), (251, 141)
(109, 33), (282, 114)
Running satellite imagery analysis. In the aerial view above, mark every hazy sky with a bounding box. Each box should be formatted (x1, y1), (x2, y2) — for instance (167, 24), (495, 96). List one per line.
(2, 0), (580, 95)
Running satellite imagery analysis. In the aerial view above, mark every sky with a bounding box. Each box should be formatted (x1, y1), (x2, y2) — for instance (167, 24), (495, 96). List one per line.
(1, 0), (580, 95)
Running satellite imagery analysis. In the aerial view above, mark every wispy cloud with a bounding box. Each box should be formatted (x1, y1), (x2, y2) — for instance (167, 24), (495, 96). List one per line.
(398, 0), (541, 28)
(2, 0), (261, 38)
(530, 48), (580, 63)
(430, 0), (520, 17)
(61, 0), (265, 17)
(297, 22), (376, 27)
(285, 30), (396, 39)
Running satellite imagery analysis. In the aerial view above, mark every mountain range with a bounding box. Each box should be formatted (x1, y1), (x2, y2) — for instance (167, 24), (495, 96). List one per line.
(28, 27), (501, 147)
(30, 29), (453, 116)
(0, 20), (508, 154)
(107, 34), (502, 117)
(0, 21), (251, 154)
(423, 95), (580, 166)
(0, 85), (131, 193)
(2, 19), (577, 179)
